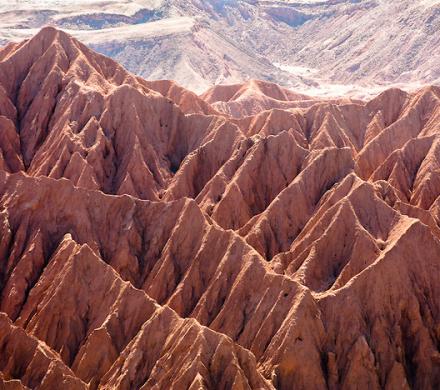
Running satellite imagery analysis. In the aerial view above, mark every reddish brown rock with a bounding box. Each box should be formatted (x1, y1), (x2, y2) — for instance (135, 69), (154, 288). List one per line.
(0, 28), (440, 390)
(0, 313), (87, 390)
(0, 27), (243, 201)
(145, 79), (220, 116)
(12, 232), (272, 390)
(201, 79), (318, 118)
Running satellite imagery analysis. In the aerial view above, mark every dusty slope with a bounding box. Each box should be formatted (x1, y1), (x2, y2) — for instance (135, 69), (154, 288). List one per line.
(0, 28), (440, 389)
(0, 0), (297, 93)
(1, 0), (439, 94)
(279, 0), (440, 86)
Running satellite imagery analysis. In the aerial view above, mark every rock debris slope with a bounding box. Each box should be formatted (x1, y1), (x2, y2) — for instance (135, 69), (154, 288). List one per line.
(0, 27), (440, 390)
(1, 0), (439, 94)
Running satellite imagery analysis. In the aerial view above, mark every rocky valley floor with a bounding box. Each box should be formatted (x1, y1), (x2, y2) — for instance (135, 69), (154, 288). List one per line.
(0, 27), (439, 389)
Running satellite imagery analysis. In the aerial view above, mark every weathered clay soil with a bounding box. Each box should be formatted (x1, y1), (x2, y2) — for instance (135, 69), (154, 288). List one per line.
(0, 27), (439, 390)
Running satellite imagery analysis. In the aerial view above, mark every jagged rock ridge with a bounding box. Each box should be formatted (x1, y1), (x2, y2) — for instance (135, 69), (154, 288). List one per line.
(0, 28), (439, 390)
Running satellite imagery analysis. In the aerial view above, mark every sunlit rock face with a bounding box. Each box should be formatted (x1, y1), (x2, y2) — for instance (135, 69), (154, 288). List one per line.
(0, 27), (439, 390)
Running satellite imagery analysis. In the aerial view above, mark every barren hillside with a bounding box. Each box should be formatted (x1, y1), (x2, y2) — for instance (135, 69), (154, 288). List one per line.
(0, 27), (439, 389)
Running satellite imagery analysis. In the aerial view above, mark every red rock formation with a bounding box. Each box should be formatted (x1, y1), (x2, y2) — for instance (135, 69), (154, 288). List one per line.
(0, 27), (243, 201)
(0, 313), (87, 390)
(0, 28), (440, 390)
(144, 79), (220, 116)
(201, 79), (318, 118)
